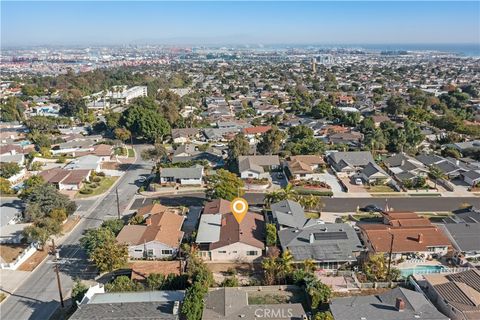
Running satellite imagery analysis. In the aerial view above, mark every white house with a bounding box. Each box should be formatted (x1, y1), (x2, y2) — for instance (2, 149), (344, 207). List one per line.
(116, 211), (184, 259)
(159, 166), (203, 185)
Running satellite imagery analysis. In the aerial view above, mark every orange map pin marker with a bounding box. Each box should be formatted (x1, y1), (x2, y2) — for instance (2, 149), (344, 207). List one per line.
(231, 197), (249, 224)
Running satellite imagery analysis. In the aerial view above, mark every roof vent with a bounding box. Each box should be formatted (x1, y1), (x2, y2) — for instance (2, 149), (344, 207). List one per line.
(396, 298), (405, 311)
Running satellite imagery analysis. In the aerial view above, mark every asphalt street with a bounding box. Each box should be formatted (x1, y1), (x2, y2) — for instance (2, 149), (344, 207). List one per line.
(0, 145), (152, 320)
(140, 192), (480, 213)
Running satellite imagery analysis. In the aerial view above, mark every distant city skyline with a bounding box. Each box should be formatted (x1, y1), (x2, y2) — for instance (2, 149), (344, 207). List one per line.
(1, 1), (479, 47)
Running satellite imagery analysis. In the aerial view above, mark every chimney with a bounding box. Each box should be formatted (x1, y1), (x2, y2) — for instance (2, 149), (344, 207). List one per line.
(417, 233), (423, 243)
(309, 233), (315, 244)
(10, 149), (16, 155)
(395, 298), (405, 311)
(146, 218), (152, 226)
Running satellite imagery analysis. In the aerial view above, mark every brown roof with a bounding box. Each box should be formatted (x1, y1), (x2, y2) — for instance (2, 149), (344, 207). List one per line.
(210, 212), (265, 250)
(117, 211), (185, 249)
(39, 168), (70, 184)
(383, 212), (432, 227)
(0, 144), (24, 155)
(203, 199), (232, 215)
(62, 169), (91, 185)
(360, 224), (452, 253)
(136, 203), (169, 217)
(371, 115), (391, 124)
(425, 269), (480, 316)
(243, 126), (272, 135)
(129, 261), (182, 281)
(92, 144), (113, 157)
(287, 155), (325, 174)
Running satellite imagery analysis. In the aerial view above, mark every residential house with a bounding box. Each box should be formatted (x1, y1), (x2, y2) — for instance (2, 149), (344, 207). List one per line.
(285, 155), (325, 180)
(242, 125), (271, 145)
(134, 203), (171, 219)
(172, 144), (223, 167)
(327, 151), (375, 174)
(328, 131), (363, 147)
(278, 223), (363, 270)
(159, 165), (204, 185)
(330, 287), (449, 320)
(116, 211), (185, 259)
(439, 207), (480, 265)
(238, 155), (280, 179)
(64, 155), (102, 171)
(70, 290), (183, 320)
(0, 199), (28, 243)
(196, 200), (265, 262)
(202, 287), (307, 320)
(353, 161), (391, 184)
(371, 114), (391, 128)
(359, 211), (452, 261)
(383, 153), (428, 184)
(171, 128), (200, 144)
(271, 200), (322, 230)
(422, 269), (480, 320)
(39, 168), (91, 190)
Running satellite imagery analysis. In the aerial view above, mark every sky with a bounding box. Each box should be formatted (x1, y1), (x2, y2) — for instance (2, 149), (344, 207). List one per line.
(1, 1), (479, 47)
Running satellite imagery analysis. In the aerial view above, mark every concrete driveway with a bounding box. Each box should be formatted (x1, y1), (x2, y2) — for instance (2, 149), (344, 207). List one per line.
(269, 171), (288, 190)
(313, 171), (345, 196)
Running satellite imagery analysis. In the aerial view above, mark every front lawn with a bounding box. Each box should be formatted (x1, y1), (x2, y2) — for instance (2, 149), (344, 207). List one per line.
(77, 176), (118, 198)
(128, 148), (135, 157)
(367, 185), (396, 193)
(114, 147), (127, 156)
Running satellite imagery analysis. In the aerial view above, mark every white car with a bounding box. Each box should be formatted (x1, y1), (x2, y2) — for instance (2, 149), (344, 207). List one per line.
(355, 178), (363, 185)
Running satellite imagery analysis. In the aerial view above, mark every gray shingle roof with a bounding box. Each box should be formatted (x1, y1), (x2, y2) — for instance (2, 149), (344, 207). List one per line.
(330, 287), (449, 320)
(278, 223), (363, 262)
(160, 166), (203, 179)
(271, 200), (307, 229)
(328, 151), (374, 167)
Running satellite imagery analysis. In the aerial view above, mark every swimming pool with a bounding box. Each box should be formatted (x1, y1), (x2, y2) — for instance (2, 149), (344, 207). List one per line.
(399, 265), (446, 278)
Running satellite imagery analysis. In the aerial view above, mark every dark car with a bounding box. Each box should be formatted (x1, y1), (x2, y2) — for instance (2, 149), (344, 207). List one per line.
(360, 204), (383, 213)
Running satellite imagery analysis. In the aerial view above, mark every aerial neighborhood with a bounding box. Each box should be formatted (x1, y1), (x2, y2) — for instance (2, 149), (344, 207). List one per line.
(1, 44), (480, 320)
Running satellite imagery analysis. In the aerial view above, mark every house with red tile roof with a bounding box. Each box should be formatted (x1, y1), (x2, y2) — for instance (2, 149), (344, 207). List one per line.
(359, 211), (452, 261)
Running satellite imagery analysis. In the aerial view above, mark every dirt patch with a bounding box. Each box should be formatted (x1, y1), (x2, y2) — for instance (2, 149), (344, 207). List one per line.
(332, 287), (392, 298)
(205, 262), (262, 273)
(0, 243), (29, 263)
(62, 216), (81, 234)
(17, 249), (48, 271)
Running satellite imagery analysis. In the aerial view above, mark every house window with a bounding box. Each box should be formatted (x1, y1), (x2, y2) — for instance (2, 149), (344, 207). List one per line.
(246, 251), (258, 256)
(218, 251), (226, 253)
(162, 249), (172, 255)
(147, 249), (154, 257)
(232, 251), (237, 253)
(134, 249), (143, 252)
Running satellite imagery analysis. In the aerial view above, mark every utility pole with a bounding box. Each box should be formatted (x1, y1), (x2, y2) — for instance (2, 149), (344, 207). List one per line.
(116, 187), (120, 219)
(51, 239), (64, 308)
(386, 233), (394, 282)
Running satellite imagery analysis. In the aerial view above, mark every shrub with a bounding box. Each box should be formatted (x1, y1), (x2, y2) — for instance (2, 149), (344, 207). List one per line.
(80, 188), (93, 194)
(92, 176), (102, 183)
(96, 171), (106, 177)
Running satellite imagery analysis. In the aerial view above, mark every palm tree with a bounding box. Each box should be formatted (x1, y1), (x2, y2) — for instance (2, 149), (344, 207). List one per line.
(278, 249), (294, 284)
(299, 194), (323, 212)
(303, 258), (316, 273)
(261, 256), (279, 285)
(264, 190), (283, 208)
(428, 165), (445, 189)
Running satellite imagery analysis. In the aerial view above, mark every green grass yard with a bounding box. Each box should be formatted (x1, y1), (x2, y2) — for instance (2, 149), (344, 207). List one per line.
(76, 176), (118, 198)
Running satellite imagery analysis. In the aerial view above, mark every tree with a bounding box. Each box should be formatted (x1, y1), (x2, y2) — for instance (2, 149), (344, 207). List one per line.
(288, 125), (314, 143)
(0, 97), (25, 122)
(23, 225), (50, 248)
(105, 111), (121, 130)
(181, 254), (213, 320)
(80, 227), (116, 255)
(0, 178), (13, 195)
(385, 95), (407, 116)
(146, 273), (165, 290)
(0, 162), (21, 179)
(206, 169), (244, 201)
(306, 277), (332, 309)
(363, 254), (400, 282)
(314, 311), (334, 320)
(221, 276), (239, 287)
(303, 259), (316, 273)
(266, 223), (277, 246)
(428, 165), (445, 189)
(101, 219), (124, 236)
(278, 249), (294, 283)
(261, 256), (279, 285)
(114, 127), (131, 143)
(123, 105), (171, 142)
(141, 142), (167, 164)
(227, 133), (250, 171)
(105, 275), (142, 292)
(298, 194), (323, 212)
(90, 237), (128, 273)
(20, 175), (44, 198)
(71, 279), (88, 305)
(257, 126), (285, 155)
(23, 184), (76, 221)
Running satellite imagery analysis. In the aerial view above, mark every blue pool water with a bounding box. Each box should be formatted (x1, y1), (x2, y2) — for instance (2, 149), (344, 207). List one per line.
(399, 265), (446, 278)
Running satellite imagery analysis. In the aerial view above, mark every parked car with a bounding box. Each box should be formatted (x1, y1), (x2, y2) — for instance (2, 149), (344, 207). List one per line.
(277, 172), (285, 179)
(354, 178), (363, 185)
(360, 204), (383, 212)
